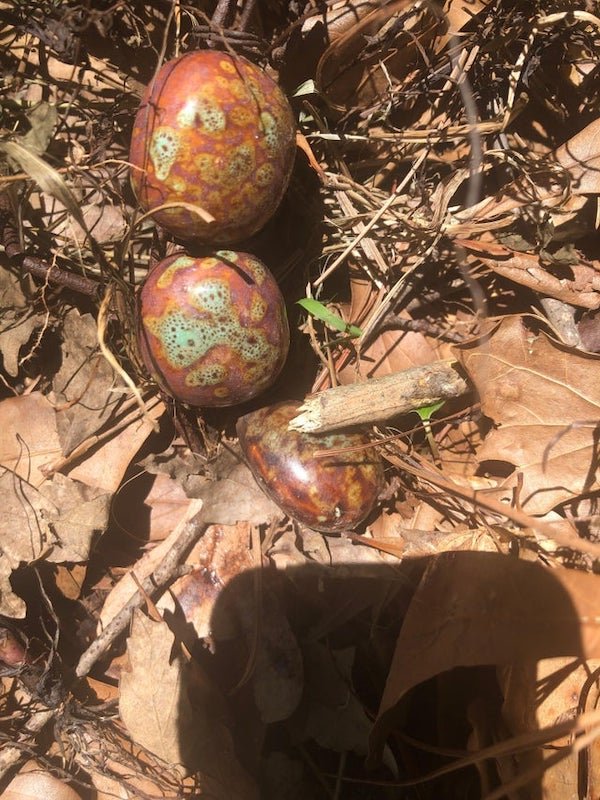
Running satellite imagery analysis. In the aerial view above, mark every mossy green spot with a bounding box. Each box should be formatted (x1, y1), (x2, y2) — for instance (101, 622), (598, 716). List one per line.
(259, 111), (279, 155)
(145, 311), (214, 369)
(150, 127), (180, 181)
(147, 279), (276, 375)
(196, 98), (226, 133)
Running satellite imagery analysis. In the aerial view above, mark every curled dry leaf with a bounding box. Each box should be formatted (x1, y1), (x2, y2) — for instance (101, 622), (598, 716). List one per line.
(0, 468), (109, 616)
(456, 316), (600, 513)
(372, 551), (600, 759)
(280, 1), (380, 97)
(457, 237), (600, 309)
(301, 0), (381, 41)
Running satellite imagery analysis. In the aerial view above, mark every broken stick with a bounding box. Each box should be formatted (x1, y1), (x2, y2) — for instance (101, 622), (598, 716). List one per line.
(289, 360), (469, 434)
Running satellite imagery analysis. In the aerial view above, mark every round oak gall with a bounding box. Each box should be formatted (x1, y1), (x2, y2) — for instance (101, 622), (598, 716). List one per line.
(129, 50), (296, 243)
(237, 401), (384, 532)
(137, 252), (290, 406)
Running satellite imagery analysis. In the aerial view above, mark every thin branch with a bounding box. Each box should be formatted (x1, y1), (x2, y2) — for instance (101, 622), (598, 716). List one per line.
(74, 510), (208, 679)
(211, 0), (237, 28)
(0, 196), (101, 299)
(290, 361), (470, 433)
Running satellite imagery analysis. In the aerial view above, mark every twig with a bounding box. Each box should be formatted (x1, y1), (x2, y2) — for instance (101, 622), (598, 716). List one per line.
(211, 0), (237, 28)
(239, 0), (257, 31)
(0, 195), (101, 299)
(290, 360), (469, 433)
(74, 509), (208, 679)
(382, 315), (467, 343)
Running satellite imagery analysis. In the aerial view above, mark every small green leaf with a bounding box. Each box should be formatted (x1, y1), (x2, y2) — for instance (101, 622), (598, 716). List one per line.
(297, 298), (362, 338)
(414, 401), (445, 464)
(414, 401), (445, 422)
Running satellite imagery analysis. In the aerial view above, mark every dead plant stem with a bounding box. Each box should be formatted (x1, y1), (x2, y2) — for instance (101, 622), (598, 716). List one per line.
(74, 511), (208, 679)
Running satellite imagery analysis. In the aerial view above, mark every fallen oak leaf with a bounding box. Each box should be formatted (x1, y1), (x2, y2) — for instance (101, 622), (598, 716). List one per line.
(371, 551), (600, 762)
(456, 316), (600, 513)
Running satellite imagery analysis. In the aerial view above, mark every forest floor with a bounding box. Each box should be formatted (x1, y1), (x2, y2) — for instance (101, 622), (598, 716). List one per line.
(1, 1), (600, 798)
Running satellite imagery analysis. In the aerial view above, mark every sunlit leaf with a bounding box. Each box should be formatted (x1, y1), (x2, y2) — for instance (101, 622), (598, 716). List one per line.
(297, 298), (363, 337)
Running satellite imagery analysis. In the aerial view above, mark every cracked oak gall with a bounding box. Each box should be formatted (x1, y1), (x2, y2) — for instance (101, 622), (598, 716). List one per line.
(129, 50), (296, 243)
(137, 252), (289, 406)
(237, 401), (384, 532)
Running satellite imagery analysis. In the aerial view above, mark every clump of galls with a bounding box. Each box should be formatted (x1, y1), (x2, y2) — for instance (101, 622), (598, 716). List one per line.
(129, 49), (296, 244)
(237, 401), (384, 532)
(138, 252), (289, 407)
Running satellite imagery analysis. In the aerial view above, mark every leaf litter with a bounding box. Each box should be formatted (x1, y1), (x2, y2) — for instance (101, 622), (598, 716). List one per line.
(1, 1), (600, 798)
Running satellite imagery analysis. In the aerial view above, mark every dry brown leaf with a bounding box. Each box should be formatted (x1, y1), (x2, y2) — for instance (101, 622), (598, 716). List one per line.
(0, 393), (62, 486)
(554, 117), (600, 196)
(143, 446), (283, 526)
(458, 237), (600, 309)
(51, 202), (129, 246)
(198, 462), (283, 526)
(119, 610), (199, 774)
(18, 102), (58, 157)
(301, 0), (380, 41)
(0, 469), (109, 616)
(372, 551), (600, 754)
(99, 498), (204, 631)
(161, 521), (254, 640)
(144, 472), (194, 541)
(52, 308), (127, 455)
(167, 527), (304, 725)
(67, 398), (164, 493)
(6, 36), (144, 105)
(444, 0), (492, 36)
(499, 657), (600, 799)
(0, 270), (47, 377)
(451, 118), (600, 239)
(243, 576), (304, 725)
(2, 764), (82, 800)
(297, 643), (375, 755)
(118, 603), (258, 797)
(44, 474), (111, 562)
(456, 316), (600, 513)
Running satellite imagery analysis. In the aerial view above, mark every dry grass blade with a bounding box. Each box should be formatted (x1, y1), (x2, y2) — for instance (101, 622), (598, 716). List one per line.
(0, 140), (88, 235)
